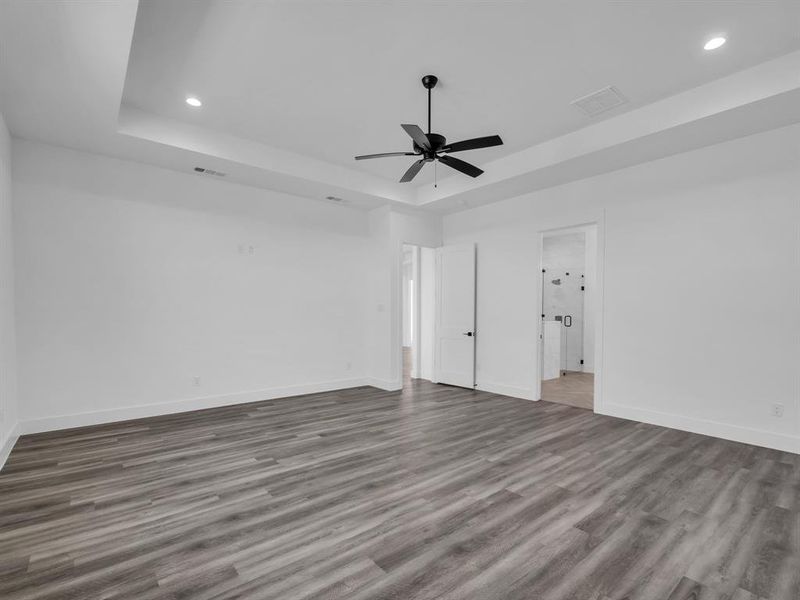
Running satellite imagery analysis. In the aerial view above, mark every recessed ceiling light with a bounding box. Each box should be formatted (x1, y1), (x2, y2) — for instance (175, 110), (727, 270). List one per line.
(185, 96), (202, 107)
(704, 36), (726, 51)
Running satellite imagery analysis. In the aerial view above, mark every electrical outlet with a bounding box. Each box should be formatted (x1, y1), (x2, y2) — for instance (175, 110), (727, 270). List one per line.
(771, 403), (784, 417)
(193, 376), (201, 387)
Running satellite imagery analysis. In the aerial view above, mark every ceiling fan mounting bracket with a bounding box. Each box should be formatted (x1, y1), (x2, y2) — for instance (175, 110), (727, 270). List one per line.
(421, 75), (438, 89)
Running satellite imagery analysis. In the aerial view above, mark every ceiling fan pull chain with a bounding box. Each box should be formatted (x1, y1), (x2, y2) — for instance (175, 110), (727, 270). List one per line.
(435, 158), (437, 188)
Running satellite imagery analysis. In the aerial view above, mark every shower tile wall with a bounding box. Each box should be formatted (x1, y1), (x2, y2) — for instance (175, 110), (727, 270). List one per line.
(542, 232), (586, 373)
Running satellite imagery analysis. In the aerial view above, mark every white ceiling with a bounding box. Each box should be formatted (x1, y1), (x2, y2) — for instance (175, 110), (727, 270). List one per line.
(0, 1), (799, 213)
(123, 0), (800, 186)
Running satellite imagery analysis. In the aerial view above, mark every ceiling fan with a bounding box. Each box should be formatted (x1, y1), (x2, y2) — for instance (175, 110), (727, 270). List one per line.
(355, 75), (503, 183)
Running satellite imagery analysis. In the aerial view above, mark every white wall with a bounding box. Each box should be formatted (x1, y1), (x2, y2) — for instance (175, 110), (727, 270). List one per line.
(0, 111), (19, 464)
(13, 140), (372, 430)
(6, 126), (798, 456)
(542, 232), (586, 269)
(444, 124), (800, 453)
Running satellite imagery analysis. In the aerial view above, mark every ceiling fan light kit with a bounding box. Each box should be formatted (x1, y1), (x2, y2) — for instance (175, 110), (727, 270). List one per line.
(355, 74), (503, 184)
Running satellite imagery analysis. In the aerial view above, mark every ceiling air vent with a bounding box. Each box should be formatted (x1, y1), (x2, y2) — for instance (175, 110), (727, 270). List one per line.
(194, 167), (227, 177)
(570, 86), (628, 117)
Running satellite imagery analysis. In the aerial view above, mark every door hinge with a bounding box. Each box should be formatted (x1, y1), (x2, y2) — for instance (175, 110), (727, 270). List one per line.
(580, 359), (584, 365)
(581, 285), (584, 291)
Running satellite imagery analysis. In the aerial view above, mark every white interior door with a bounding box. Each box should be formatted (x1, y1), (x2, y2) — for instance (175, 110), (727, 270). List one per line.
(434, 243), (476, 388)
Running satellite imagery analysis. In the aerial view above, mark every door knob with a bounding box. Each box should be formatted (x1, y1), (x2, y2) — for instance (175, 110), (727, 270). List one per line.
(463, 331), (473, 336)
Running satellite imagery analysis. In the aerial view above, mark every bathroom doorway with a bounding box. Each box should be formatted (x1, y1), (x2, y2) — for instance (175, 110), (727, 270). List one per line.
(401, 244), (436, 389)
(540, 225), (597, 409)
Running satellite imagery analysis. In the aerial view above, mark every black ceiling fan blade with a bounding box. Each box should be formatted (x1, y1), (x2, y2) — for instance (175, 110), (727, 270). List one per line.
(438, 154), (484, 178)
(401, 124), (431, 151)
(355, 152), (418, 160)
(399, 159), (427, 183)
(443, 135), (503, 153)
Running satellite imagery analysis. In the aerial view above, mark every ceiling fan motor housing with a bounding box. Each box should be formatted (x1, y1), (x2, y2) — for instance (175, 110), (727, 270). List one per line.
(415, 133), (446, 157)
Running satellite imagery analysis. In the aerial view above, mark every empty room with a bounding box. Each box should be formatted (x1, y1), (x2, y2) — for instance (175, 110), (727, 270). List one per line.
(0, 1), (798, 599)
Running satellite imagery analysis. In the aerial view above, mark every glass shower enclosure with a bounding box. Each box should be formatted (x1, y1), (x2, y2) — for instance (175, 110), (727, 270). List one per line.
(541, 268), (584, 378)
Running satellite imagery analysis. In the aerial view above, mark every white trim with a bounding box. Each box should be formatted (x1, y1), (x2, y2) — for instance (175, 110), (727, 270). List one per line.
(365, 377), (402, 392)
(0, 422), (21, 472)
(594, 211), (607, 413)
(19, 378), (369, 435)
(411, 245), (422, 380)
(600, 402), (800, 454)
(477, 381), (538, 401)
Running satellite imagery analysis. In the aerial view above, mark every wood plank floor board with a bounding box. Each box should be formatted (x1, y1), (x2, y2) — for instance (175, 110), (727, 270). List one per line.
(1, 379), (798, 599)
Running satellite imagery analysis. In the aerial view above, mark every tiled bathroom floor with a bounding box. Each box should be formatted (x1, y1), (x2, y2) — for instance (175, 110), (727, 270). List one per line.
(541, 372), (594, 409)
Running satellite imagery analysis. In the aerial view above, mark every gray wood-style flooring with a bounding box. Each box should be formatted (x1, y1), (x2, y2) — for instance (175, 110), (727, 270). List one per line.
(1, 381), (798, 600)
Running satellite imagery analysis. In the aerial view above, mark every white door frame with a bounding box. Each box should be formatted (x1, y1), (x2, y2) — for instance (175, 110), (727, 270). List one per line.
(412, 246), (421, 378)
(536, 216), (605, 413)
(399, 243), (438, 387)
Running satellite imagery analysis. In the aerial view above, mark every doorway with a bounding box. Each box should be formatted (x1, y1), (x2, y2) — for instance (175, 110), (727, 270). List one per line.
(401, 244), (436, 388)
(540, 226), (597, 409)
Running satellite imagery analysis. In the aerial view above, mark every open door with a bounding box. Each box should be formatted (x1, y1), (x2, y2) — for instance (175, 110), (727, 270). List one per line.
(434, 243), (476, 388)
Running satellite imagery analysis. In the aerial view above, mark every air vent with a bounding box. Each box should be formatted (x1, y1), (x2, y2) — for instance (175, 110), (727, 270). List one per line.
(194, 167), (227, 177)
(570, 86), (628, 117)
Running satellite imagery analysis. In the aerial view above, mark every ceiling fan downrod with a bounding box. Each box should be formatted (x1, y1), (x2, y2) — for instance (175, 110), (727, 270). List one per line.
(422, 74), (438, 134)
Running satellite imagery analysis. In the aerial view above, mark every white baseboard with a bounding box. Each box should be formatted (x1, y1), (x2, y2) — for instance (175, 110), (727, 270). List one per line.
(19, 378), (370, 436)
(14, 380), (795, 467)
(364, 377), (402, 392)
(0, 421), (20, 472)
(477, 381), (538, 401)
(599, 402), (800, 454)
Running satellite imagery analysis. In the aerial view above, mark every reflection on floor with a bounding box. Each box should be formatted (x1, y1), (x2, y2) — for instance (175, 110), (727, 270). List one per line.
(542, 371), (594, 410)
